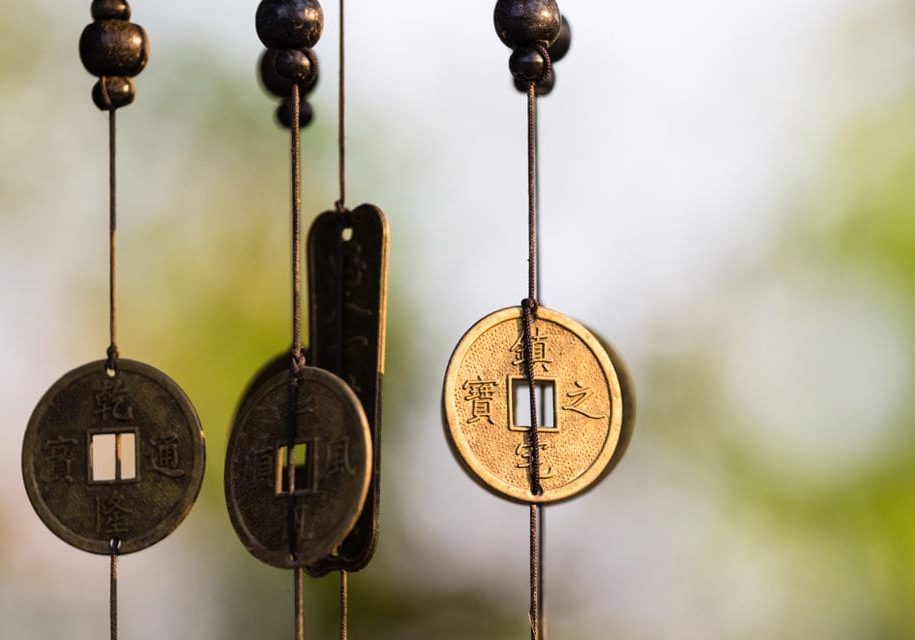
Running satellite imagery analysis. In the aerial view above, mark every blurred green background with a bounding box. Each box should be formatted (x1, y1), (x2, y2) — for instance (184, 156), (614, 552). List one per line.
(3, 0), (915, 638)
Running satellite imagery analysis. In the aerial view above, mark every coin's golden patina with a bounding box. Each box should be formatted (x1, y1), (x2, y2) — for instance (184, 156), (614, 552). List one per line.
(443, 306), (633, 504)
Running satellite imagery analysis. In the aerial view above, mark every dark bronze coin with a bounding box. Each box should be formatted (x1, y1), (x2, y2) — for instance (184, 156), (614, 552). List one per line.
(232, 348), (311, 424)
(306, 204), (388, 575)
(225, 366), (371, 569)
(22, 359), (206, 555)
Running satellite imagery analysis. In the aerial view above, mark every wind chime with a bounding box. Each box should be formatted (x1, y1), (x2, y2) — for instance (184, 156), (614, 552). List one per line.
(21, 0), (628, 637)
(21, 2), (207, 638)
(224, 0), (388, 637)
(442, 1), (635, 637)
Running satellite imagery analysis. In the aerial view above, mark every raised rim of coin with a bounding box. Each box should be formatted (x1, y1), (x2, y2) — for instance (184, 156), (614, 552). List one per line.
(224, 366), (372, 569)
(442, 306), (628, 504)
(22, 359), (206, 555)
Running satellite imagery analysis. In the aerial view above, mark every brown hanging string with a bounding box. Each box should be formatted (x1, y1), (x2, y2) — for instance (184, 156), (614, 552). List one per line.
(109, 538), (119, 640)
(101, 78), (120, 374)
(287, 82), (307, 640)
(334, 0), (347, 214)
(521, 44), (552, 640)
(340, 569), (349, 640)
(97, 77), (122, 640)
(334, 4), (350, 638)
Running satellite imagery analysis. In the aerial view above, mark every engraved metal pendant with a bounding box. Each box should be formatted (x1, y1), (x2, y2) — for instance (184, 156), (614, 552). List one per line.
(233, 349), (310, 422)
(442, 306), (634, 504)
(22, 359), (206, 554)
(225, 366), (372, 568)
(305, 203), (388, 575)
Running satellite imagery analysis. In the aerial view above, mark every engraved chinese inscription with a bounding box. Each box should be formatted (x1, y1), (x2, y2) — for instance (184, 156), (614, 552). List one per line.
(97, 490), (133, 535)
(23, 359), (205, 555)
(43, 436), (78, 484)
(463, 377), (499, 425)
(443, 306), (632, 504)
(149, 434), (185, 477)
(225, 367), (371, 569)
(510, 327), (553, 372)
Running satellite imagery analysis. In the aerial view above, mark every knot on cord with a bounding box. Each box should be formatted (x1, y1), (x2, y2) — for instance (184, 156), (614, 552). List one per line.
(291, 349), (307, 376)
(106, 344), (120, 373)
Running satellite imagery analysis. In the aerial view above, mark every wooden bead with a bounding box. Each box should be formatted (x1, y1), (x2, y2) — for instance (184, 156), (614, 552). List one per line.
(259, 48), (319, 98)
(513, 68), (555, 96)
(256, 0), (324, 50)
(494, 0), (561, 48)
(91, 0), (130, 21)
(79, 20), (149, 77)
(548, 15), (571, 62)
(91, 77), (136, 110)
(275, 48), (316, 86)
(276, 98), (314, 129)
(509, 47), (546, 82)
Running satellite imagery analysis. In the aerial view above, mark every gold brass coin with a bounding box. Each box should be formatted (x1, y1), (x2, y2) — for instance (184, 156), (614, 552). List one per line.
(22, 359), (206, 554)
(443, 306), (633, 504)
(225, 366), (372, 569)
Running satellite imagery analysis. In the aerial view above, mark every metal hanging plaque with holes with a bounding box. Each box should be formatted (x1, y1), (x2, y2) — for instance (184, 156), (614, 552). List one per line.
(443, 306), (634, 504)
(225, 366), (372, 568)
(305, 203), (388, 575)
(22, 359), (206, 554)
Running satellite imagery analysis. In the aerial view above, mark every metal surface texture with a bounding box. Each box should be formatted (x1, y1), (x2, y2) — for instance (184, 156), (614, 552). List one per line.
(22, 359), (205, 554)
(305, 203), (388, 575)
(443, 306), (633, 504)
(233, 349), (311, 423)
(225, 366), (372, 569)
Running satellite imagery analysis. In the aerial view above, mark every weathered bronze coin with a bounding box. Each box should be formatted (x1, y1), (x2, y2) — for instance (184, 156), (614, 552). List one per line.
(232, 349), (310, 426)
(22, 359), (206, 555)
(443, 306), (633, 504)
(225, 366), (371, 569)
(306, 203), (388, 575)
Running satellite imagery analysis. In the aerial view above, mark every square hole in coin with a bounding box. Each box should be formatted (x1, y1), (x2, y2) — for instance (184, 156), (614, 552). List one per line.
(512, 379), (556, 429)
(89, 431), (137, 483)
(275, 442), (315, 494)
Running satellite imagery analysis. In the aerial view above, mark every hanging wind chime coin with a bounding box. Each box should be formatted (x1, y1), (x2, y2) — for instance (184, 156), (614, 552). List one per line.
(226, 366), (371, 568)
(21, 1), (206, 637)
(442, 1), (634, 637)
(443, 306), (632, 504)
(225, 1), (384, 637)
(23, 360), (205, 555)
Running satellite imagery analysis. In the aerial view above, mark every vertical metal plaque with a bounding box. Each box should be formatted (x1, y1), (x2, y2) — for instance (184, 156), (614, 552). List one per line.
(306, 203), (388, 574)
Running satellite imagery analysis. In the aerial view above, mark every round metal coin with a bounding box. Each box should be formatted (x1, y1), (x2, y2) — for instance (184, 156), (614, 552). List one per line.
(225, 366), (371, 569)
(443, 306), (633, 504)
(232, 350), (298, 426)
(22, 359), (206, 555)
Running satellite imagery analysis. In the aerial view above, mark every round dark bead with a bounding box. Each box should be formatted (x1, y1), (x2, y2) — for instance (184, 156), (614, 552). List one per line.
(259, 49), (319, 98)
(276, 98), (314, 129)
(275, 48), (315, 86)
(259, 49), (292, 97)
(494, 0), (561, 48)
(91, 76), (136, 110)
(548, 15), (571, 62)
(513, 68), (555, 96)
(509, 47), (546, 82)
(91, 0), (131, 20)
(79, 21), (149, 77)
(256, 0), (324, 50)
